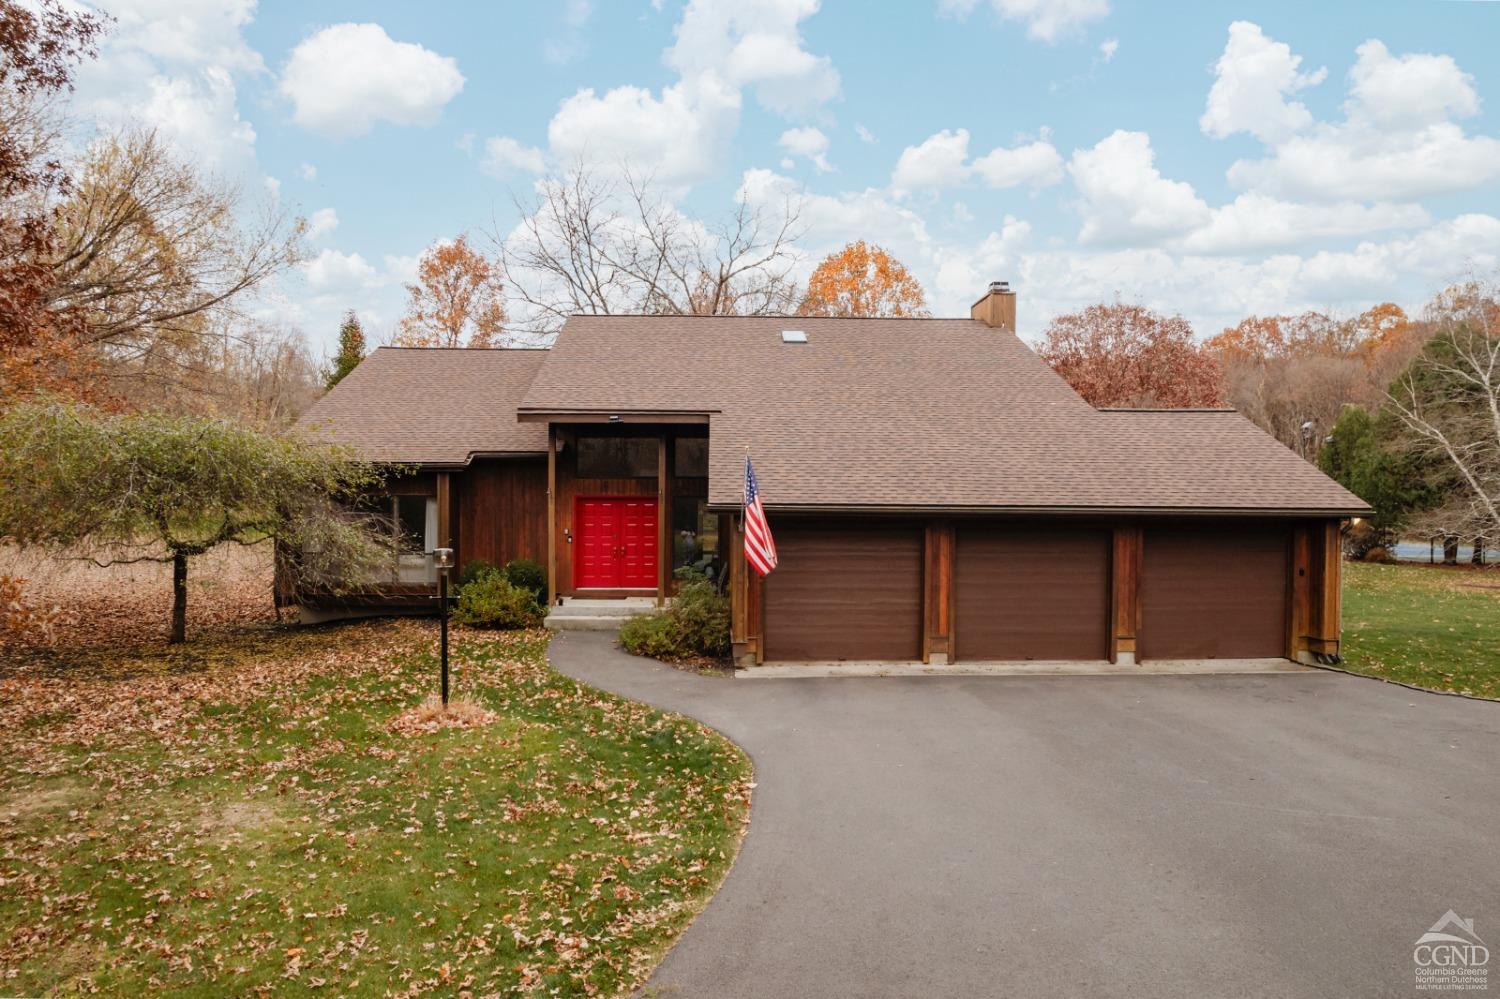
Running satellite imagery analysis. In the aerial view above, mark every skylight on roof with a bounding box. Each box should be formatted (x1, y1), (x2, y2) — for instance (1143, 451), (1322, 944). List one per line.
(781, 329), (807, 343)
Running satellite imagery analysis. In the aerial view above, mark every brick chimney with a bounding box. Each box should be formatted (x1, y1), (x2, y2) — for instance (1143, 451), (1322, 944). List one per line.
(971, 280), (1017, 331)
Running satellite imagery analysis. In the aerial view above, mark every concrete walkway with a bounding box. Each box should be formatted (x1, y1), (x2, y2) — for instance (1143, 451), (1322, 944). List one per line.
(547, 631), (1500, 999)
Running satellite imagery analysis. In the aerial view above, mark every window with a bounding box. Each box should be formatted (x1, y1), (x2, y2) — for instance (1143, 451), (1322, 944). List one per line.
(672, 496), (721, 581)
(390, 495), (437, 583)
(674, 436), (708, 477)
(576, 437), (658, 477)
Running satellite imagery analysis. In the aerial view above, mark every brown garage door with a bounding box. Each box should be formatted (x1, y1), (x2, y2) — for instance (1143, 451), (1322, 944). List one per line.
(954, 527), (1111, 661)
(1140, 525), (1289, 660)
(762, 526), (922, 661)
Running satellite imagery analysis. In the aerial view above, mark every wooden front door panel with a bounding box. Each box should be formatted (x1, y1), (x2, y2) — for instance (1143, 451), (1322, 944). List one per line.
(1139, 525), (1290, 660)
(574, 497), (658, 590)
(954, 527), (1111, 661)
(763, 526), (923, 662)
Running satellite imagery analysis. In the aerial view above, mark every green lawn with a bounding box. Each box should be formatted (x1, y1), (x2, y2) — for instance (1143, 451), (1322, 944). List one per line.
(0, 621), (751, 996)
(1341, 561), (1500, 699)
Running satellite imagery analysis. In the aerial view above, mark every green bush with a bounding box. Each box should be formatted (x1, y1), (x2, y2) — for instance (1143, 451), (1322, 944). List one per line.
(453, 573), (546, 630)
(619, 569), (730, 661)
(503, 558), (547, 603)
(618, 612), (683, 659)
(459, 558), (499, 587)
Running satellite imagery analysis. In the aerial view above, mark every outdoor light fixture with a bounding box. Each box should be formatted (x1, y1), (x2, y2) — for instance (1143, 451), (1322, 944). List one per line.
(433, 547), (455, 705)
(608, 414), (621, 423)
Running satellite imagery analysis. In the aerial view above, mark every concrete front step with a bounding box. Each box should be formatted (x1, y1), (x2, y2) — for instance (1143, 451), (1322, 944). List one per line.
(545, 597), (661, 632)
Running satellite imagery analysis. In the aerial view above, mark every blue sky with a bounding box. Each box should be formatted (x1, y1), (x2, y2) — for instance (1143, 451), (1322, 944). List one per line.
(68, 1), (1500, 354)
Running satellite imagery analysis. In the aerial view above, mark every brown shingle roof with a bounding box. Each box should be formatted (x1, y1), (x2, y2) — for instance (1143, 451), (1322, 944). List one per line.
(298, 347), (548, 464)
(521, 315), (1369, 514)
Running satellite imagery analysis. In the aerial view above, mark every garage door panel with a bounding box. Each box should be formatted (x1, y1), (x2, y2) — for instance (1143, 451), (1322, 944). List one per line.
(763, 528), (922, 662)
(955, 528), (1110, 661)
(1140, 526), (1288, 660)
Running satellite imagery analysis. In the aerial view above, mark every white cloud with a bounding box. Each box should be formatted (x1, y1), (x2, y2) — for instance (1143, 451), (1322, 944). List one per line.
(297, 162), (317, 181)
(527, 0), (838, 187)
(71, 0), (264, 178)
(739, 167), (934, 269)
(892, 128), (973, 192)
(893, 128), (1063, 194)
(667, 0), (840, 115)
(1178, 194), (1428, 254)
(548, 76), (741, 185)
(1068, 130), (1210, 245)
(1220, 31), (1500, 202)
(1098, 38), (1118, 62)
(973, 139), (1064, 189)
(778, 126), (832, 172)
(302, 248), (379, 290)
(91, 0), (263, 74)
(481, 136), (547, 176)
(1200, 21), (1326, 143)
(306, 208), (339, 241)
(855, 123), (877, 144)
(939, 0), (1110, 43)
(279, 24), (464, 139)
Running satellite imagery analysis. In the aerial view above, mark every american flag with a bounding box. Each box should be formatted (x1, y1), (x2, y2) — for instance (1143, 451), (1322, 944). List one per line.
(743, 455), (777, 576)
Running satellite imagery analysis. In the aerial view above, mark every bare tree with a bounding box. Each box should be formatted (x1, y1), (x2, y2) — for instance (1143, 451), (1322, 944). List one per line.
(1387, 281), (1500, 542)
(42, 129), (302, 386)
(496, 163), (802, 337)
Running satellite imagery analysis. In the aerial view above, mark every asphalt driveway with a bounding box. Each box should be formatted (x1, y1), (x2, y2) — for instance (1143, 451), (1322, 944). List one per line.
(548, 632), (1500, 999)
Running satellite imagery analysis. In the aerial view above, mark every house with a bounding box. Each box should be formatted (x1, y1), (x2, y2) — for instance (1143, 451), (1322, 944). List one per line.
(292, 282), (1370, 667)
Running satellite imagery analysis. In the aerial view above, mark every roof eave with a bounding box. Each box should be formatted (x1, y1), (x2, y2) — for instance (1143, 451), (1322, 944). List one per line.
(705, 502), (1372, 518)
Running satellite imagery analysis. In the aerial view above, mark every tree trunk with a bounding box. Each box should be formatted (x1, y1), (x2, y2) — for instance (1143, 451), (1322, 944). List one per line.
(170, 550), (188, 644)
(1443, 535), (1460, 565)
(1474, 536), (1487, 566)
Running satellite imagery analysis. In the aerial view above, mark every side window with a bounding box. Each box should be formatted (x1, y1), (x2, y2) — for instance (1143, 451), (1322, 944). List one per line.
(674, 436), (708, 477)
(393, 495), (437, 552)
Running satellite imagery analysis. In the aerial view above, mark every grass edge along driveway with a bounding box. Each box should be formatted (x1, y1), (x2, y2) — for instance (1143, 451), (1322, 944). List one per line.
(0, 621), (752, 997)
(1340, 560), (1500, 699)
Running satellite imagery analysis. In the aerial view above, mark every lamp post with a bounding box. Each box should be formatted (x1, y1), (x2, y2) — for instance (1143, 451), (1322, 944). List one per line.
(433, 547), (454, 706)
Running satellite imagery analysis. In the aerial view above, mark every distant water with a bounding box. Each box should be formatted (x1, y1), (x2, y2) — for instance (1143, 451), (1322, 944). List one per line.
(1392, 541), (1498, 563)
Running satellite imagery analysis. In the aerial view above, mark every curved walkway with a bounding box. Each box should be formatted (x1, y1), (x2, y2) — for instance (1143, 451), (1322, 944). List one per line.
(548, 631), (1500, 999)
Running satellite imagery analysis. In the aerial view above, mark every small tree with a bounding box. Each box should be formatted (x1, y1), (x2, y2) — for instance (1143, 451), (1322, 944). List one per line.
(0, 400), (398, 643)
(1319, 405), (1443, 553)
(325, 309), (366, 388)
(392, 234), (505, 348)
(1037, 302), (1225, 408)
(798, 241), (930, 318)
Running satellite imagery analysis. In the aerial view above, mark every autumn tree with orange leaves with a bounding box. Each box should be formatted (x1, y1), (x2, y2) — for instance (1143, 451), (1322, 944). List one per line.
(1036, 303), (1225, 409)
(393, 235), (506, 348)
(1205, 303), (1427, 458)
(798, 241), (930, 318)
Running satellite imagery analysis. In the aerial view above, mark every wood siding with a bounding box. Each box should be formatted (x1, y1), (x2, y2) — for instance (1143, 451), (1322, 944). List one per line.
(455, 458), (547, 573)
(1139, 524), (1290, 660)
(953, 527), (1111, 661)
(762, 525), (922, 662)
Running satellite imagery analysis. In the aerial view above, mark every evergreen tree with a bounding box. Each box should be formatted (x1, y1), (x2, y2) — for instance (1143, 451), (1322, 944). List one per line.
(326, 310), (366, 389)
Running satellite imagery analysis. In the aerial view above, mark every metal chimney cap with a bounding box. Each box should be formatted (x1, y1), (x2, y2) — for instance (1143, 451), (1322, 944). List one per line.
(990, 280), (1012, 293)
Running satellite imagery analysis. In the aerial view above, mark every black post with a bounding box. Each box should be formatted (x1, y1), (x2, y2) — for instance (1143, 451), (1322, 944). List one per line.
(439, 569), (450, 706)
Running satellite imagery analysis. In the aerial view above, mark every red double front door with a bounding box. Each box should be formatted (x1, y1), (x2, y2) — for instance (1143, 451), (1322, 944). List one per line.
(574, 498), (659, 589)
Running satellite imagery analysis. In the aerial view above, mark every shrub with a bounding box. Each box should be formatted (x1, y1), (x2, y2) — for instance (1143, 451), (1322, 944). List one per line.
(618, 568), (730, 661)
(459, 559), (499, 587)
(453, 573), (546, 629)
(1362, 546), (1393, 563)
(618, 612), (683, 659)
(503, 558), (547, 603)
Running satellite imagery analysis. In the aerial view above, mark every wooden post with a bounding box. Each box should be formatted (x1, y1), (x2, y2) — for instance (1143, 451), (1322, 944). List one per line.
(436, 472), (451, 550)
(657, 435), (669, 607)
(1289, 523), (1311, 661)
(922, 522), (955, 664)
(546, 424), (557, 607)
(1109, 524), (1142, 665)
